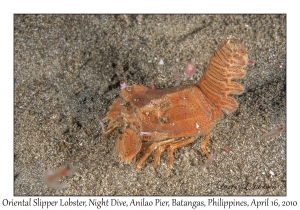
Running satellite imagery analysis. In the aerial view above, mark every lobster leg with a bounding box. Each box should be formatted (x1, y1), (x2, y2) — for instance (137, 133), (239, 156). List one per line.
(146, 137), (197, 170)
(153, 138), (197, 169)
(153, 145), (168, 169)
(167, 137), (197, 168)
(201, 134), (211, 157)
(136, 139), (175, 173)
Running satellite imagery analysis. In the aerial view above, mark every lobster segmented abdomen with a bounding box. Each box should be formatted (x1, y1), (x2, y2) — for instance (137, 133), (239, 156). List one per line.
(198, 38), (248, 114)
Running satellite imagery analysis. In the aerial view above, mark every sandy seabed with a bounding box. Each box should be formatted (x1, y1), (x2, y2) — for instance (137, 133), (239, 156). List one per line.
(14, 14), (286, 196)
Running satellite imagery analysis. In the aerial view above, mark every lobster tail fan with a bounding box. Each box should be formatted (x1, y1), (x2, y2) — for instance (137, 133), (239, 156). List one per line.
(198, 38), (248, 114)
